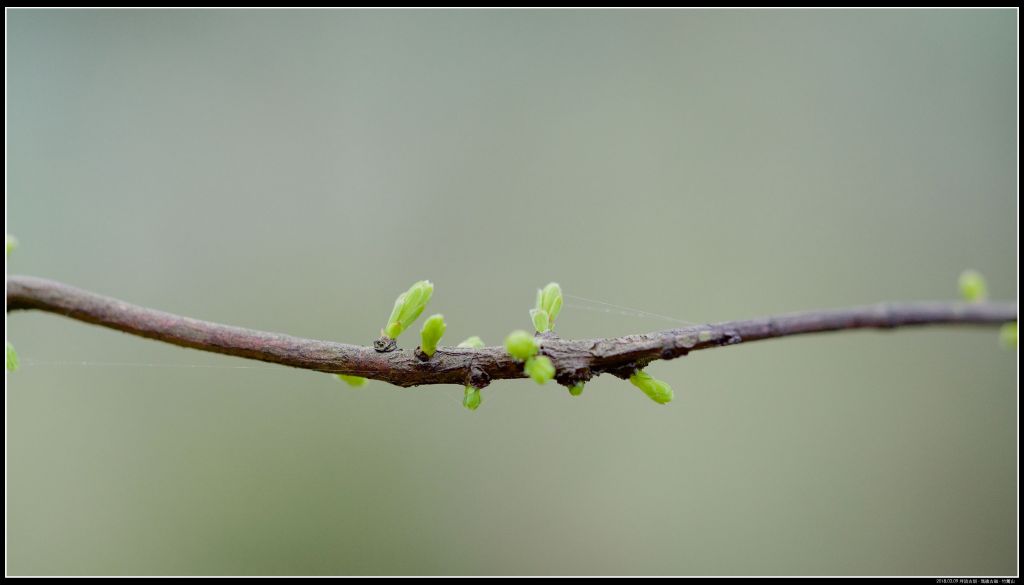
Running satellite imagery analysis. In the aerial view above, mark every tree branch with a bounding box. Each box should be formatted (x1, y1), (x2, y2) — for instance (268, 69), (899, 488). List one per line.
(6, 275), (1017, 388)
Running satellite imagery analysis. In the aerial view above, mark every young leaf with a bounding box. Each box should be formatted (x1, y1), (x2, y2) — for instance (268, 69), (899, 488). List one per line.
(539, 282), (563, 328)
(530, 309), (550, 334)
(1000, 322), (1017, 349)
(6, 341), (20, 372)
(568, 382), (585, 396)
(383, 280), (434, 339)
(629, 370), (674, 404)
(463, 386), (482, 411)
(384, 296), (405, 337)
(5, 234), (17, 258)
(335, 374), (368, 387)
(456, 336), (485, 349)
(504, 330), (538, 362)
(419, 314), (446, 358)
(524, 355), (555, 385)
(958, 270), (988, 302)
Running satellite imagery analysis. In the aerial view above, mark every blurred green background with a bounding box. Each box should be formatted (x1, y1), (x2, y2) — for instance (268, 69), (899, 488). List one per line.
(5, 9), (1017, 576)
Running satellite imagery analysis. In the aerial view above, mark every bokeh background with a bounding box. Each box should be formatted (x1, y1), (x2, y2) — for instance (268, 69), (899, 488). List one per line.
(5, 9), (1017, 576)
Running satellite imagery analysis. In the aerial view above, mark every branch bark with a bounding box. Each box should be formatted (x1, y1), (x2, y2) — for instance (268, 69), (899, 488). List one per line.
(6, 275), (1017, 388)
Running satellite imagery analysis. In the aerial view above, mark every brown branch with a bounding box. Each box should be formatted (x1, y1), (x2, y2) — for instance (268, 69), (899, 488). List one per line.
(5, 275), (1017, 389)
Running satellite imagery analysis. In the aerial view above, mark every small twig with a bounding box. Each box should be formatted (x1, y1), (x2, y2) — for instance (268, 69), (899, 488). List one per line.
(6, 275), (1017, 388)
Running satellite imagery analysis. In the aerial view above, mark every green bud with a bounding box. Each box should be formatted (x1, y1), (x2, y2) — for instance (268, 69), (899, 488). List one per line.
(568, 382), (585, 396)
(383, 280), (434, 339)
(536, 282), (563, 329)
(5, 234), (17, 258)
(419, 313), (446, 357)
(463, 386), (482, 411)
(457, 336), (485, 349)
(530, 309), (550, 333)
(335, 374), (367, 387)
(958, 270), (988, 302)
(6, 341), (19, 372)
(524, 355), (555, 385)
(1000, 322), (1017, 349)
(504, 330), (538, 361)
(629, 370), (674, 405)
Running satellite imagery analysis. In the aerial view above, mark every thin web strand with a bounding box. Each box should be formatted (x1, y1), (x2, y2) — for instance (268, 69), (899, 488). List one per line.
(563, 293), (699, 326)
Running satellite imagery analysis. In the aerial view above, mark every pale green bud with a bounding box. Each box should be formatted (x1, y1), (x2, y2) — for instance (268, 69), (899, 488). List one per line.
(629, 370), (674, 404)
(419, 314), (446, 357)
(1000, 322), (1017, 349)
(457, 336), (485, 349)
(568, 382), (585, 396)
(536, 282), (563, 329)
(524, 355), (555, 385)
(958, 270), (988, 302)
(6, 341), (18, 372)
(335, 374), (367, 387)
(384, 280), (434, 339)
(530, 309), (550, 333)
(463, 386), (482, 411)
(5, 234), (17, 258)
(504, 330), (538, 361)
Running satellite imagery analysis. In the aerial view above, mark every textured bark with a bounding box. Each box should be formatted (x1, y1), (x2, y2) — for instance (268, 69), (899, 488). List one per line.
(6, 275), (1017, 388)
